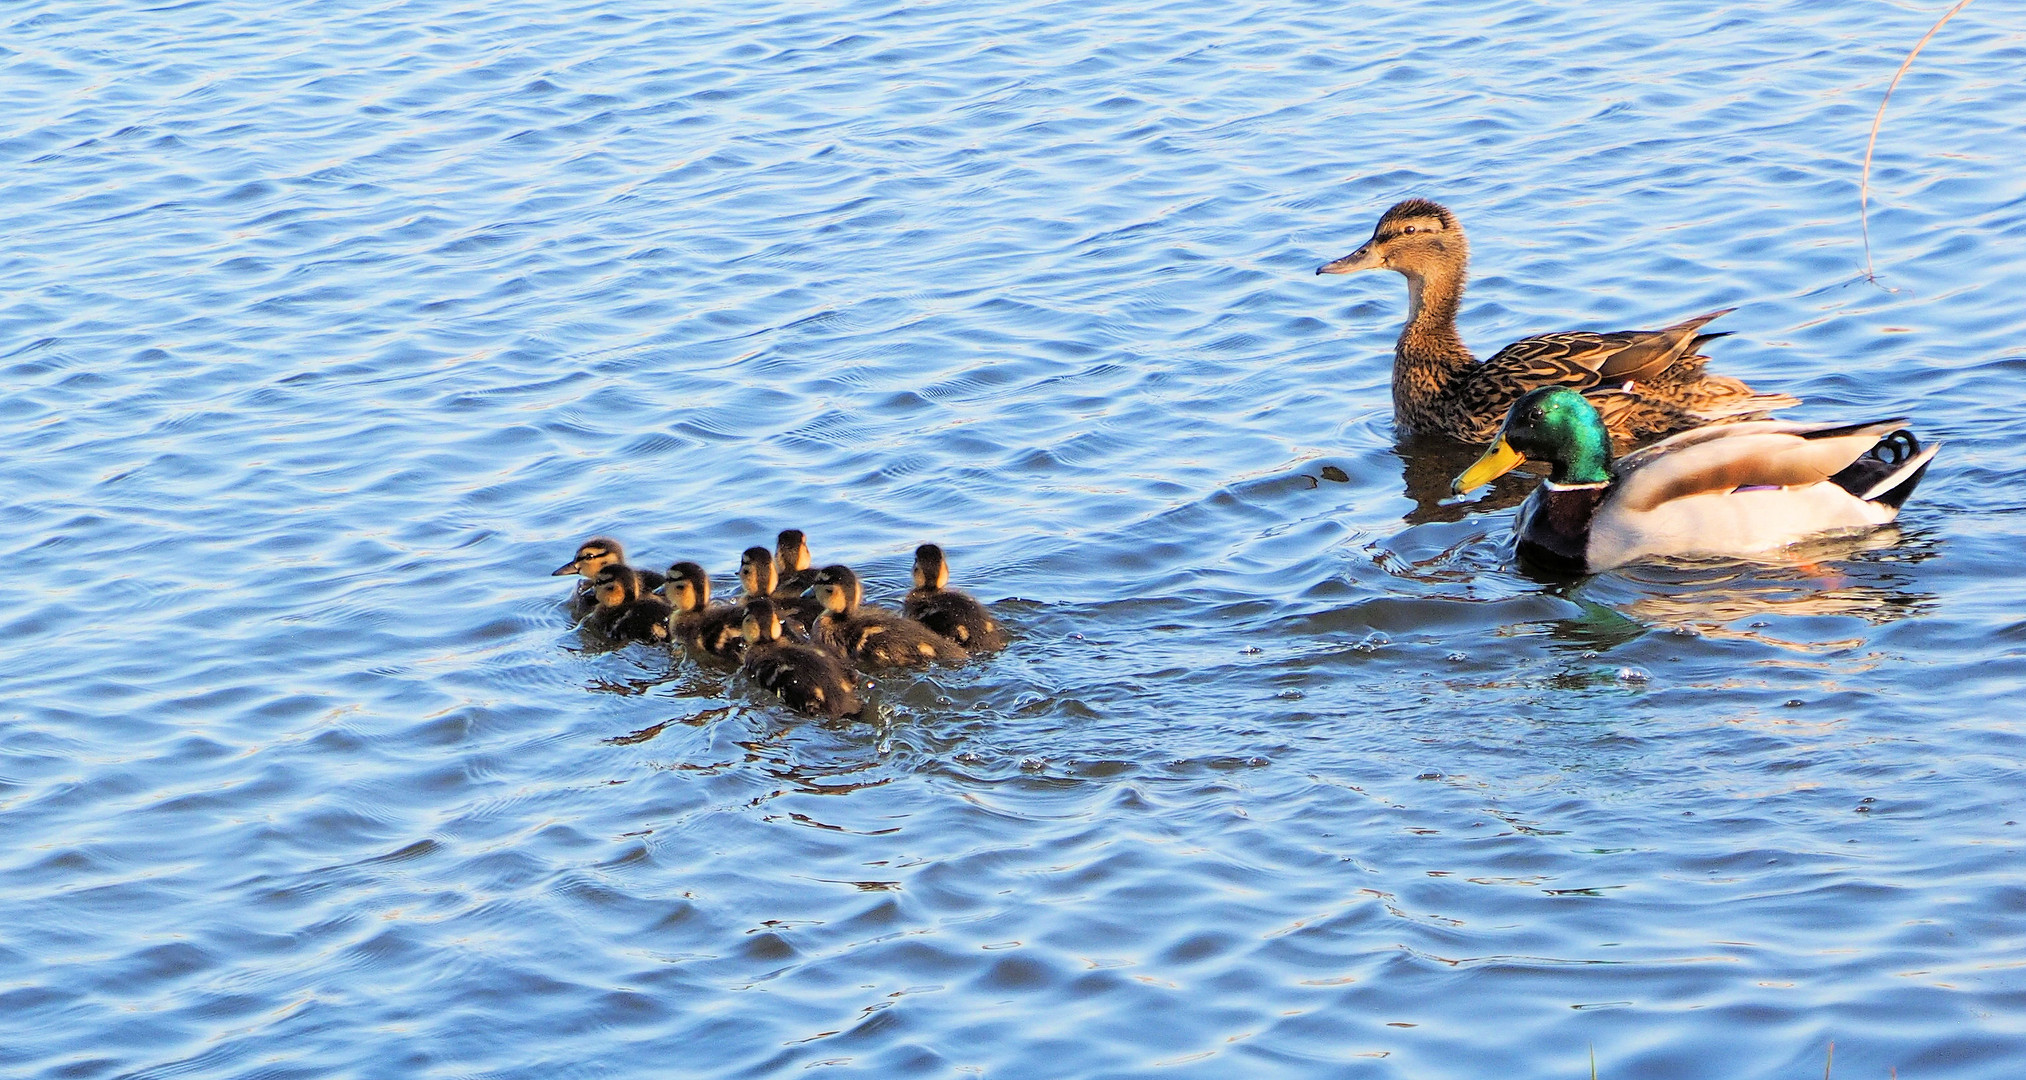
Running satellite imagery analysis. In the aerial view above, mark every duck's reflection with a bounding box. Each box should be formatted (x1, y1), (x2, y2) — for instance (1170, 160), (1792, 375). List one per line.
(1542, 528), (1940, 651)
(1393, 435), (1539, 525)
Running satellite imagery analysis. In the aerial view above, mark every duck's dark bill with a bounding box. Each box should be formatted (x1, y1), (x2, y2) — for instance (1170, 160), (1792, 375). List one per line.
(1316, 245), (1379, 274)
(551, 560), (581, 576)
(1454, 438), (1525, 494)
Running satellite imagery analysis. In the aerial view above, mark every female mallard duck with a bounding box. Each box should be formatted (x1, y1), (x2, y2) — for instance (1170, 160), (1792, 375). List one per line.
(587, 564), (673, 644)
(1453, 386), (1939, 574)
(1317, 199), (1796, 444)
(903, 543), (1006, 652)
(740, 598), (865, 720)
(810, 564), (968, 669)
(740, 546), (826, 630)
(658, 561), (746, 661)
(774, 529), (821, 594)
(553, 537), (665, 610)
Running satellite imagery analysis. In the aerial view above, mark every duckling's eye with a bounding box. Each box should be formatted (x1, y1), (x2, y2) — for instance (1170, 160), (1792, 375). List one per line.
(1401, 225), (1417, 235)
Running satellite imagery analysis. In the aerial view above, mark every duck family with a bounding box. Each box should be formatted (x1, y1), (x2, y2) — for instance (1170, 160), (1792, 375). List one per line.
(1320, 198), (1937, 570)
(555, 529), (998, 719)
(551, 198), (1942, 715)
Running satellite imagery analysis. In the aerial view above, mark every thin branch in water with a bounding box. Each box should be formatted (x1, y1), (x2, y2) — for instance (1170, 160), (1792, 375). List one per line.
(1859, 0), (1975, 289)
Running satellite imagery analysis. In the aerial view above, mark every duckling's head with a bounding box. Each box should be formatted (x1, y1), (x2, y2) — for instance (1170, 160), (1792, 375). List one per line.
(776, 529), (812, 576)
(1316, 198), (1467, 283)
(739, 546), (778, 596)
(661, 561), (710, 612)
(1454, 386), (1612, 493)
(912, 543), (950, 591)
(741, 597), (783, 645)
(591, 564), (639, 608)
(554, 536), (625, 578)
(811, 564), (862, 616)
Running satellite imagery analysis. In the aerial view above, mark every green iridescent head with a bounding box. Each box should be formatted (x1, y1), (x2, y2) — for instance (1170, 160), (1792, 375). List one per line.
(1453, 387), (1614, 493)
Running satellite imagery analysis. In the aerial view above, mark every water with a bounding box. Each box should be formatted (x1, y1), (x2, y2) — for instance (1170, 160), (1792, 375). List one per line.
(3, 1), (2024, 1077)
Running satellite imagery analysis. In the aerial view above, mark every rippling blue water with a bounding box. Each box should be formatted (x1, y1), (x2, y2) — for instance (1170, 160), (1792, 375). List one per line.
(4, 1), (2024, 1077)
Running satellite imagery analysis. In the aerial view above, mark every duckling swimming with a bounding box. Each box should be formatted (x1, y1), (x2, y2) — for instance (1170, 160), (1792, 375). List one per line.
(811, 564), (967, 669)
(774, 529), (821, 595)
(553, 537), (665, 611)
(1453, 386), (1939, 574)
(1317, 199), (1795, 444)
(587, 564), (673, 645)
(740, 598), (865, 720)
(741, 545), (826, 630)
(658, 560), (746, 661)
(903, 543), (1006, 652)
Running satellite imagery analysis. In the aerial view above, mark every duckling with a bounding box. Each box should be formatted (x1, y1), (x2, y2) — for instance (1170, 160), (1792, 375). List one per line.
(740, 598), (865, 720)
(657, 560), (746, 661)
(587, 564), (673, 645)
(1453, 386), (1939, 574)
(774, 529), (822, 595)
(740, 545), (826, 630)
(810, 564), (968, 669)
(903, 543), (1006, 652)
(1317, 199), (1796, 445)
(552, 537), (666, 610)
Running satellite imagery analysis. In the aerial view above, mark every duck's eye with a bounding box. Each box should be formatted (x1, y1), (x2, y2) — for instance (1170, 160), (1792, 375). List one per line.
(1401, 225), (1416, 235)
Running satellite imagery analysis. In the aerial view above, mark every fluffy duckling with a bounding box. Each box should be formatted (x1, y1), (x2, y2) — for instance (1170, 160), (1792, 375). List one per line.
(553, 537), (665, 608)
(903, 543), (1006, 652)
(1317, 199), (1795, 444)
(741, 545), (826, 629)
(587, 564), (673, 645)
(1454, 386), (1939, 574)
(658, 560), (746, 661)
(811, 564), (968, 669)
(740, 598), (865, 720)
(774, 529), (821, 594)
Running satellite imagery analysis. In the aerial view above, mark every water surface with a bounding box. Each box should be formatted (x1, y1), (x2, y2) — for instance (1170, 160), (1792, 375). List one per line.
(3, 1), (2024, 1077)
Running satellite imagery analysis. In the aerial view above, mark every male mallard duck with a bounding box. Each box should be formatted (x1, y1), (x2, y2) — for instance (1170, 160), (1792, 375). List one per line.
(553, 537), (666, 609)
(1317, 199), (1796, 444)
(657, 561), (746, 661)
(740, 598), (865, 720)
(774, 529), (821, 594)
(903, 543), (1006, 652)
(740, 546), (826, 630)
(586, 564), (673, 644)
(1453, 386), (1939, 574)
(811, 564), (968, 669)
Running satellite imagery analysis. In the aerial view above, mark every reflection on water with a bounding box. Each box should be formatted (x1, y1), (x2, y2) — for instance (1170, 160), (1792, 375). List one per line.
(1393, 435), (1542, 525)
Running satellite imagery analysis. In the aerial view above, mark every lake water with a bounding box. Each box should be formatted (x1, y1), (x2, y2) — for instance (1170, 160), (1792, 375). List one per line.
(3, 1), (2024, 1077)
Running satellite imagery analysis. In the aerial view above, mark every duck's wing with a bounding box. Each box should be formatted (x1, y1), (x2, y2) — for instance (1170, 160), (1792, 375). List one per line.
(1479, 309), (1734, 390)
(1609, 418), (1913, 513)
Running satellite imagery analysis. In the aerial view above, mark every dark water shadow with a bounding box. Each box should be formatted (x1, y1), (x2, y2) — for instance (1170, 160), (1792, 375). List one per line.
(1394, 435), (1542, 525)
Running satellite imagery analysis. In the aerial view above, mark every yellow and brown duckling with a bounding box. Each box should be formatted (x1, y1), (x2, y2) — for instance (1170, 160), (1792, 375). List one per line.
(740, 598), (865, 720)
(657, 560), (746, 661)
(811, 564), (967, 669)
(902, 543), (1006, 652)
(1317, 198), (1796, 445)
(587, 564), (672, 645)
(741, 545), (826, 630)
(553, 537), (666, 610)
(773, 529), (821, 595)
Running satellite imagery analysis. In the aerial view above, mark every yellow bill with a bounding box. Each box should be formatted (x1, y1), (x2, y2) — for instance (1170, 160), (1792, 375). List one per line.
(1453, 438), (1525, 494)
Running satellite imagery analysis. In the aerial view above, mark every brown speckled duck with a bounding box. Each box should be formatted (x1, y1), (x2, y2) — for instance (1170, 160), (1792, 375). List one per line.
(902, 543), (1006, 652)
(1317, 199), (1796, 445)
(810, 564), (967, 669)
(553, 537), (665, 612)
(658, 560), (746, 661)
(740, 598), (865, 720)
(586, 564), (672, 645)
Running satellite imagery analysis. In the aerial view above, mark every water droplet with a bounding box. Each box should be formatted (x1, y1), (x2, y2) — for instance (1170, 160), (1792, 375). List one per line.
(1615, 667), (1650, 683)
(1445, 651), (1467, 662)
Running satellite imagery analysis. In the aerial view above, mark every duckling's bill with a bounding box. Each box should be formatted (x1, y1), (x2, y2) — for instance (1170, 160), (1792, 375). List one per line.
(1316, 244), (1380, 275)
(1454, 438), (1525, 495)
